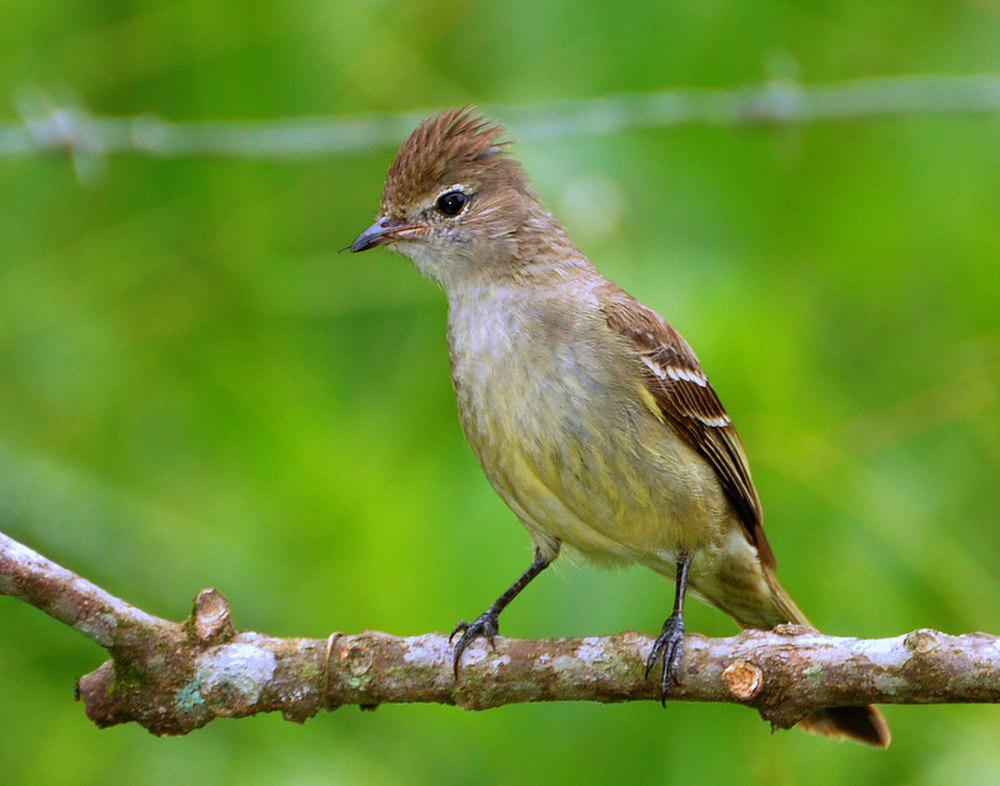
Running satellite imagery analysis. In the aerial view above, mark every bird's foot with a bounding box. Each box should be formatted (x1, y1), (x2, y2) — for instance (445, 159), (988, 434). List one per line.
(449, 610), (499, 677)
(644, 612), (685, 706)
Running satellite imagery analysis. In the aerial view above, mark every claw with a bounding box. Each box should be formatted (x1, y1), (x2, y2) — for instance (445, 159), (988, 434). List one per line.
(645, 612), (685, 706)
(449, 621), (469, 645)
(450, 610), (499, 678)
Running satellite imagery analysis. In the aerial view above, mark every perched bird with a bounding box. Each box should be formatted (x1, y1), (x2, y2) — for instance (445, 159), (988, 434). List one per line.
(351, 108), (890, 747)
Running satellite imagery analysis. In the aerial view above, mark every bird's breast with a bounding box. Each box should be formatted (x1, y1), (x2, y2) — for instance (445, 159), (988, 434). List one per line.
(447, 287), (610, 446)
(445, 285), (729, 562)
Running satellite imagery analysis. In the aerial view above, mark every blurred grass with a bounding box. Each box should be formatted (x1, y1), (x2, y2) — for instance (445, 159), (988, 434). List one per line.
(1, 2), (998, 785)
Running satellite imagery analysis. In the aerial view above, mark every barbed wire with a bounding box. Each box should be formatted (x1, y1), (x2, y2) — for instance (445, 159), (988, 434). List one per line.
(1, 74), (997, 163)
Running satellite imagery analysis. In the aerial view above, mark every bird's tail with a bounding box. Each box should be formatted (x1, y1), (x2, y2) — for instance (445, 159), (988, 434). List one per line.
(732, 568), (891, 749)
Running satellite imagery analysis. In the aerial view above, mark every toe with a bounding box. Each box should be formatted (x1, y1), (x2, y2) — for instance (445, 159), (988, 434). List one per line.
(668, 642), (684, 686)
(659, 666), (671, 705)
(644, 637), (665, 678)
(451, 632), (473, 677)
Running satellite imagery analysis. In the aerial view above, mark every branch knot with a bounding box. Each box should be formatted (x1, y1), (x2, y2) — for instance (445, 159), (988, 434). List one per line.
(723, 660), (764, 700)
(191, 588), (235, 644)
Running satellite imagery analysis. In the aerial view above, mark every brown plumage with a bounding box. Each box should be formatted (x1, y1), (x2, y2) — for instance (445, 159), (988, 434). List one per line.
(351, 108), (891, 748)
(381, 108), (529, 213)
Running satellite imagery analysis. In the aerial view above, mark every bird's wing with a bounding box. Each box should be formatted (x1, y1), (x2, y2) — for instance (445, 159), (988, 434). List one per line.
(600, 285), (775, 569)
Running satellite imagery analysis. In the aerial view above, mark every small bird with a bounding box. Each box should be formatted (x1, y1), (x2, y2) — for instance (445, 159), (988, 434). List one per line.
(351, 108), (890, 747)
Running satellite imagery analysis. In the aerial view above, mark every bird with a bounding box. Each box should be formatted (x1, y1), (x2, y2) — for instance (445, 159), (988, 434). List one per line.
(350, 108), (890, 747)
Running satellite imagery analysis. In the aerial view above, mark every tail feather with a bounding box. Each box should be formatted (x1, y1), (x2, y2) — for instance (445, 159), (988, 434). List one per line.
(797, 705), (891, 748)
(740, 568), (891, 749)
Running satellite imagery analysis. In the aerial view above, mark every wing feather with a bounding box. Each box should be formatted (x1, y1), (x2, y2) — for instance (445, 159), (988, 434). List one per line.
(600, 284), (775, 569)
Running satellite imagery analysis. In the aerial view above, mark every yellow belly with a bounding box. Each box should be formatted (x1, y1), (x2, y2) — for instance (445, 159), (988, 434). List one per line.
(456, 347), (731, 568)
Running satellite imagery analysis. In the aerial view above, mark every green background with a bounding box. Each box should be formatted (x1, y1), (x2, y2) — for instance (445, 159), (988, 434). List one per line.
(1, 2), (997, 784)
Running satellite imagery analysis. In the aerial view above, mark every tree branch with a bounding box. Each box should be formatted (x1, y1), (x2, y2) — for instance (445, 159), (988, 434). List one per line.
(2, 530), (997, 736)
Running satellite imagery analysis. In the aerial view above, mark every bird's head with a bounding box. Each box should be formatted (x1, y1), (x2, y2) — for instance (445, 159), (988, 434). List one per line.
(350, 108), (541, 288)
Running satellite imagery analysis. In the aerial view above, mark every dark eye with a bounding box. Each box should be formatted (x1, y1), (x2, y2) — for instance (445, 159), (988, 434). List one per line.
(435, 190), (468, 216)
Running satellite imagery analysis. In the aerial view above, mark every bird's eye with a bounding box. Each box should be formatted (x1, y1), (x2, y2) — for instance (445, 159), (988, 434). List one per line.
(435, 190), (468, 216)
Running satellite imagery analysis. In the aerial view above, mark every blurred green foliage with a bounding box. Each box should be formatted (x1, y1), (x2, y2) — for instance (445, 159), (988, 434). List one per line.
(1, 2), (997, 785)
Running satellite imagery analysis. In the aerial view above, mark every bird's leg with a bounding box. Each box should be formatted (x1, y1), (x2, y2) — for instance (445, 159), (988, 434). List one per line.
(645, 552), (691, 706)
(450, 550), (550, 677)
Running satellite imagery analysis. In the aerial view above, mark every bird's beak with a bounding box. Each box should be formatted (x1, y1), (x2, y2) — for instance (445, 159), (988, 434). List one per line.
(350, 216), (423, 253)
